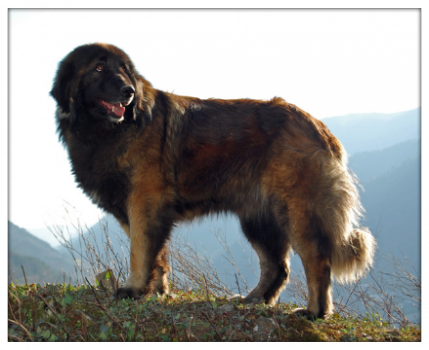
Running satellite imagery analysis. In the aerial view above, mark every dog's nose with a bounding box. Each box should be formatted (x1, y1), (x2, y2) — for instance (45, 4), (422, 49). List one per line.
(121, 85), (135, 97)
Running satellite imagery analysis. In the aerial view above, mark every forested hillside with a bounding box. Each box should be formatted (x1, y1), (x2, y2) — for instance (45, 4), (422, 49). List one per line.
(8, 222), (75, 284)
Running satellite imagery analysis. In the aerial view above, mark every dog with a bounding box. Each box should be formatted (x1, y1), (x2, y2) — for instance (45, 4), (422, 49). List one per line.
(51, 43), (376, 319)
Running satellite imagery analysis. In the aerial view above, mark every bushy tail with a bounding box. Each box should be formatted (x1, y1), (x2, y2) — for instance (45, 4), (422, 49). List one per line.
(331, 227), (377, 284)
(315, 149), (377, 284)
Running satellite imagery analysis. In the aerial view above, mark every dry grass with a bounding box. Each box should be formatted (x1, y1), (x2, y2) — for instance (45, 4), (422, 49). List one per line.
(8, 217), (421, 342)
(8, 281), (421, 342)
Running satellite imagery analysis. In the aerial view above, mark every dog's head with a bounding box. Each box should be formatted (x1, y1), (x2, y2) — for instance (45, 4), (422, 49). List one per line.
(51, 43), (154, 128)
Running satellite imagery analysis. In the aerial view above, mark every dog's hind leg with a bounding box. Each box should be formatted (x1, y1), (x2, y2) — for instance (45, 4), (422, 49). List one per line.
(284, 202), (334, 319)
(282, 154), (375, 318)
(239, 211), (291, 306)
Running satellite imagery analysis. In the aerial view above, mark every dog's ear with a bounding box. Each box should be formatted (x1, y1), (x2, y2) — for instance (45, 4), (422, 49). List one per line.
(131, 74), (155, 129)
(50, 60), (75, 114)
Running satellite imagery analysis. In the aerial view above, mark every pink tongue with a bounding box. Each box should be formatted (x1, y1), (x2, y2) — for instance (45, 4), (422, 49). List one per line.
(113, 104), (125, 117)
(100, 100), (126, 117)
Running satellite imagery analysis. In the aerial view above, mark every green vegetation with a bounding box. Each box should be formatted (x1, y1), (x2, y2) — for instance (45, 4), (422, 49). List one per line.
(8, 196), (421, 342)
(8, 201), (421, 342)
(8, 282), (420, 342)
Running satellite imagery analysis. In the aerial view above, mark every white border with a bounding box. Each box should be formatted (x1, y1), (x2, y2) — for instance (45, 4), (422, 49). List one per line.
(3, 1), (427, 347)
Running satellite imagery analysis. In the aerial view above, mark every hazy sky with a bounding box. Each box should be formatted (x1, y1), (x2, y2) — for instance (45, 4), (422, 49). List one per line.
(9, 9), (420, 241)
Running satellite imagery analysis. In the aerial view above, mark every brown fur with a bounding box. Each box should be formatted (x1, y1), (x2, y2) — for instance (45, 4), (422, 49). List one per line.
(51, 43), (376, 319)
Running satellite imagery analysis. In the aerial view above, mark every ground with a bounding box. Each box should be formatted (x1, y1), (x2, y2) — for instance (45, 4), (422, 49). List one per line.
(8, 282), (421, 342)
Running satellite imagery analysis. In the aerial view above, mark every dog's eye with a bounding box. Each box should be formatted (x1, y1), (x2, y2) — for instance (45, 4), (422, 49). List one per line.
(95, 65), (104, 72)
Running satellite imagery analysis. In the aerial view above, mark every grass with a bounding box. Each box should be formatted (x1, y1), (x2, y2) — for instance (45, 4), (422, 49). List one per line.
(8, 281), (421, 342)
(9, 214), (420, 342)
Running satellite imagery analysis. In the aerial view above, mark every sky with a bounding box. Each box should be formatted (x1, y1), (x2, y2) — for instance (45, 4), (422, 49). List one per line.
(8, 9), (420, 245)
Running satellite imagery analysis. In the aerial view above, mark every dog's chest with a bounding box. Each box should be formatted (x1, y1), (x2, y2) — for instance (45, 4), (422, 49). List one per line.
(88, 189), (103, 206)
(68, 140), (132, 225)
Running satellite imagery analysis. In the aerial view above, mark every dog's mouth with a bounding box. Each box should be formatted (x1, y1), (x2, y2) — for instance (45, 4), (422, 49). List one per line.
(99, 100), (127, 118)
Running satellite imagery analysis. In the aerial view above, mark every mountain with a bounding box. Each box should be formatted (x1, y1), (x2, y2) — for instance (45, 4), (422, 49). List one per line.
(348, 138), (420, 183)
(9, 251), (66, 285)
(358, 156), (420, 272)
(323, 108), (420, 155)
(27, 227), (61, 248)
(8, 221), (76, 284)
(338, 136), (421, 272)
(55, 215), (130, 258)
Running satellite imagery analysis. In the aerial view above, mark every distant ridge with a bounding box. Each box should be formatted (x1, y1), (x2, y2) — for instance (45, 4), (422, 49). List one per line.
(349, 138), (420, 183)
(8, 221), (75, 284)
(323, 108), (420, 155)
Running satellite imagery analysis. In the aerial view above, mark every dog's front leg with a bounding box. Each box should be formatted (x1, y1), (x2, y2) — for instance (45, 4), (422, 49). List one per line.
(116, 205), (172, 300)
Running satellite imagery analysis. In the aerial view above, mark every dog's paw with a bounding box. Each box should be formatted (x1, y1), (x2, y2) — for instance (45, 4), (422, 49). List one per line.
(151, 285), (169, 297)
(292, 308), (331, 320)
(115, 287), (143, 300)
(291, 308), (317, 320)
(242, 295), (265, 305)
(165, 292), (177, 299)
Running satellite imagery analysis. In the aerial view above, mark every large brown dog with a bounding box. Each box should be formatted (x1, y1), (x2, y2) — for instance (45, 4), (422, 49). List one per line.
(51, 43), (376, 319)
